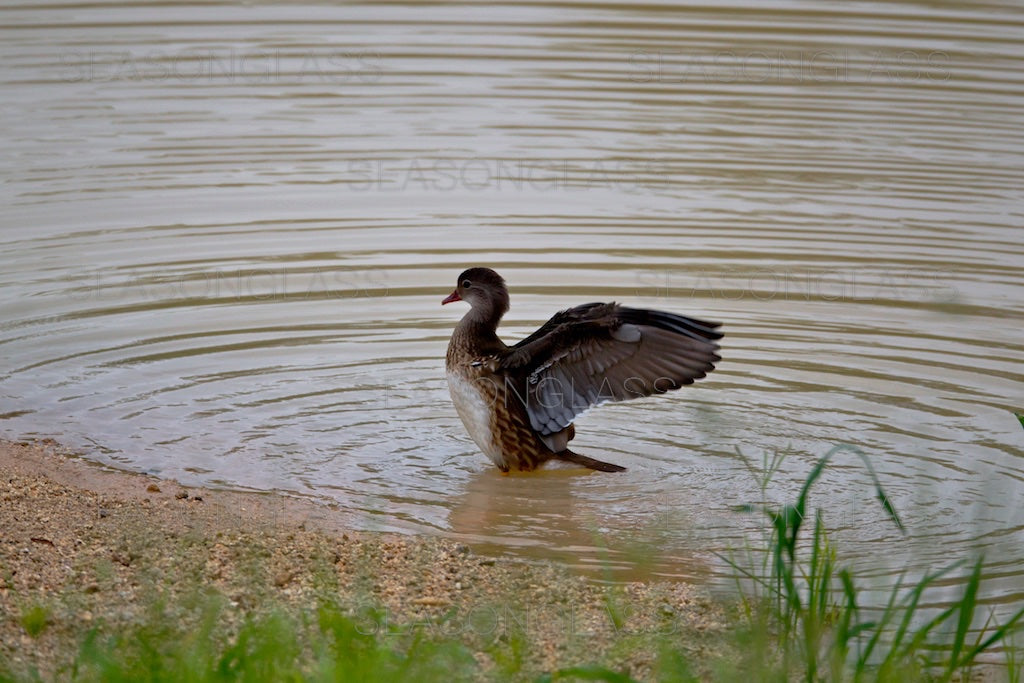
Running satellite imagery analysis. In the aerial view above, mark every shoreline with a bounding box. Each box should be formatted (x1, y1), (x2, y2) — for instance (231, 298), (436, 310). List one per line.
(0, 438), (724, 679)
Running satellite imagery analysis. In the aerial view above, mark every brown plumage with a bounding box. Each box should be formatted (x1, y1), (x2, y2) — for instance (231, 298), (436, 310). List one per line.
(443, 267), (722, 473)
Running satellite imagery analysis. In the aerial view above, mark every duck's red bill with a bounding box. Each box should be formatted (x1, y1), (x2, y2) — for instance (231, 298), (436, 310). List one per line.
(442, 290), (461, 305)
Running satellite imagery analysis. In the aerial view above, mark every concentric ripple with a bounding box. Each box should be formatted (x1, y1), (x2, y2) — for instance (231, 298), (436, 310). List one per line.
(1, 1), (1022, 605)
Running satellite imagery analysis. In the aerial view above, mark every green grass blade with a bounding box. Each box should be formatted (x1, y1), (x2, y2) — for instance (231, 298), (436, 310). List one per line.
(896, 604), (959, 666)
(957, 604), (1024, 669)
(833, 568), (860, 682)
(859, 557), (968, 673)
(946, 557), (984, 679)
(858, 571), (906, 672)
(715, 552), (773, 593)
(792, 455), (830, 540)
(796, 444), (905, 534)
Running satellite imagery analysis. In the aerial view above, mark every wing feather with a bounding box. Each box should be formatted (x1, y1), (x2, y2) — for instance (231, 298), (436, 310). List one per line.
(503, 303), (722, 436)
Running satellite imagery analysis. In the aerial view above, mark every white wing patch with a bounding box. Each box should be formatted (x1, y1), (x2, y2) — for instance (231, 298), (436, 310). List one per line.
(611, 323), (641, 342)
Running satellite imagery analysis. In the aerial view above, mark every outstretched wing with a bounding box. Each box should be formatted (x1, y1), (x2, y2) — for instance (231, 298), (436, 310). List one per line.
(501, 303), (722, 436)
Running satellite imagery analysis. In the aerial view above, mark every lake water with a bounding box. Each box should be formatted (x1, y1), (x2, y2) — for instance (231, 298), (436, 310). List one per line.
(1, 1), (1022, 607)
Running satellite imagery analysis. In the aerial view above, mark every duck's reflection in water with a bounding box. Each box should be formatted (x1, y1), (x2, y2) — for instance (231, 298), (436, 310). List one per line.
(446, 464), (712, 583)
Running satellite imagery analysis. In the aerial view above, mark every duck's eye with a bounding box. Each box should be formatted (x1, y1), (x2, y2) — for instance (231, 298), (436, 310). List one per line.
(461, 279), (472, 288)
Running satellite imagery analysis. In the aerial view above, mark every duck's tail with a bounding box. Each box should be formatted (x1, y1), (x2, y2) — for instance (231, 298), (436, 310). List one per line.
(555, 449), (626, 473)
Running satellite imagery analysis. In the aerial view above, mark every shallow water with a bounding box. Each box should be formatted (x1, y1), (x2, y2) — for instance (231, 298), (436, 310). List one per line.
(1, 1), (1023, 605)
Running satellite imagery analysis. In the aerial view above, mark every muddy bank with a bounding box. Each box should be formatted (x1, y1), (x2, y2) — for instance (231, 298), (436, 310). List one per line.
(0, 439), (725, 679)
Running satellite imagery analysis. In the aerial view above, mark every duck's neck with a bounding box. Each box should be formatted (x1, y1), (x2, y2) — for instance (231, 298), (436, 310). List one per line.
(460, 306), (500, 334)
(464, 292), (508, 330)
(455, 301), (507, 350)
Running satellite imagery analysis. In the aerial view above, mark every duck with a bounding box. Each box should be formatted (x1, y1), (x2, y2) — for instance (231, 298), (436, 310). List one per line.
(443, 267), (722, 473)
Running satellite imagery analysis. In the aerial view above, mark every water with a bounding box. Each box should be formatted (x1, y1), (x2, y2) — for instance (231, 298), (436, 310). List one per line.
(1, 1), (1022, 604)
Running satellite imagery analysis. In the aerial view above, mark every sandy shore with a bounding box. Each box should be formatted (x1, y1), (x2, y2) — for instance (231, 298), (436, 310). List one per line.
(0, 438), (725, 680)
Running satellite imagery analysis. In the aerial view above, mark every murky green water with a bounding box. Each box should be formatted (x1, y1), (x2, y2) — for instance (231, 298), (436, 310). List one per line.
(1, 1), (1022, 604)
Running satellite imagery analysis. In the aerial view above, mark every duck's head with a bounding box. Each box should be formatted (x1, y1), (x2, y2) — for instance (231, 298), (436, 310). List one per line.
(442, 267), (510, 320)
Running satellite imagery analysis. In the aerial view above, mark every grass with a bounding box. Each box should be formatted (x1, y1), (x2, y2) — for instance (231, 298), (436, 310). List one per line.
(721, 444), (1024, 682)
(66, 599), (476, 683)
(2, 445), (1023, 682)
(18, 605), (50, 640)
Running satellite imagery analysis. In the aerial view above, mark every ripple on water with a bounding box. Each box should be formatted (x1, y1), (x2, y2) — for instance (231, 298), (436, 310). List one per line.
(0, 0), (1022, 606)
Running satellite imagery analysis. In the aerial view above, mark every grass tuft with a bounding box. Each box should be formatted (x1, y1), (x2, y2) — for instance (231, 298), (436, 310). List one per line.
(62, 598), (476, 683)
(19, 605), (50, 640)
(722, 444), (1024, 682)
